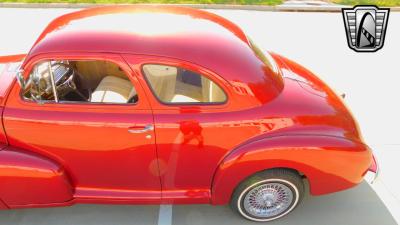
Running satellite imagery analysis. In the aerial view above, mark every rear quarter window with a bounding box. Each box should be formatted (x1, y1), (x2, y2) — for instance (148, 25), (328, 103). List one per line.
(142, 64), (227, 104)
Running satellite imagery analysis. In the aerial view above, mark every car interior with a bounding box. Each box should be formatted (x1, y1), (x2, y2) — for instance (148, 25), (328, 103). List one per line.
(143, 64), (227, 103)
(23, 60), (226, 104)
(23, 60), (137, 104)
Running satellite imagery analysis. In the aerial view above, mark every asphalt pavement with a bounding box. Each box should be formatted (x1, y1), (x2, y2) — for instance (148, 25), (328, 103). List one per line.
(0, 8), (399, 225)
(0, 182), (395, 225)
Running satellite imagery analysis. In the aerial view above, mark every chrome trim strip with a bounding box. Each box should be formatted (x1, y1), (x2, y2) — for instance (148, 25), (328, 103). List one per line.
(48, 62), (59, 102)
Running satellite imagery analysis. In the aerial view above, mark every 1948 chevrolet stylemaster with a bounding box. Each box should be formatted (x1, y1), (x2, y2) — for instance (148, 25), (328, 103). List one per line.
(0, 6), (378, 222)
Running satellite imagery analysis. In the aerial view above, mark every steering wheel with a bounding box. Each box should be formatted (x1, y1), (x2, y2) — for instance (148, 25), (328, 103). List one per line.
(52, 63), (91, 101)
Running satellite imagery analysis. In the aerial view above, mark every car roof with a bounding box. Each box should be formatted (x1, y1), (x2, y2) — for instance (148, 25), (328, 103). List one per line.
(24, 6), (283, 107)
(27, 6), (249, 60)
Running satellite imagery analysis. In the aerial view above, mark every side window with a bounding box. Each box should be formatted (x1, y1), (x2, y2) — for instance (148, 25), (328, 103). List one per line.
(23, 60), (138, 104)
(23, 61), (56, 102)
(142, 64), (227, 104)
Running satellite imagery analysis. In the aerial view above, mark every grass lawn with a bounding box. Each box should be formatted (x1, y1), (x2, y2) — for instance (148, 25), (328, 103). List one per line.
(0, 0), (399, 7)
(0, 0), (282, 5)
(332, 0), (400, 6)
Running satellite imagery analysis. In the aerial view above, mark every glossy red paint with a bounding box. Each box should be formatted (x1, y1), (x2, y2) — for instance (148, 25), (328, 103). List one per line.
(0, 148), (73, 207)
(24, 5), (282, 110)
(0, 54), (26, 64)
(369, 154), (378, 173)
(1, 55), (25, 149)
(0, 6), (373, 209)
(0, 114), (6, 149)
(4, 53), (162, 204)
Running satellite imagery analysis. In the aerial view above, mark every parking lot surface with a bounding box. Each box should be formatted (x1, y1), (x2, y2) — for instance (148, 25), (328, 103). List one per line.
(0, 182), (396, 225)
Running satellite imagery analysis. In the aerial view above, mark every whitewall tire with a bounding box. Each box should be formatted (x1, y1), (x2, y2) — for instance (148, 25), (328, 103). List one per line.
(231, 169), (305, 222)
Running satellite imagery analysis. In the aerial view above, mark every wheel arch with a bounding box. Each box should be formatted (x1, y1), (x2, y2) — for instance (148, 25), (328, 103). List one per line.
(229, 167), (308, 202)
(210, 134), (372, 205)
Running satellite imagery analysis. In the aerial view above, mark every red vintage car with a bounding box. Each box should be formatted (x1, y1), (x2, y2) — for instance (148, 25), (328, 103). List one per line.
(0, 6), (378, 222)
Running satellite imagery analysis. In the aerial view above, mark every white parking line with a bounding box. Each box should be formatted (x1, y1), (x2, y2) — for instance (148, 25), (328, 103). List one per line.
(158, 205), (173, 225)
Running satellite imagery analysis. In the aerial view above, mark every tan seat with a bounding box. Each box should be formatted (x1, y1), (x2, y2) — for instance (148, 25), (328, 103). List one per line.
(143, 65), (177, 102)
(210, 82), (226, 102)
(143, 64), (226, 103)
(171, 94), (199, 103)
(91, 76), (136, 103)
(201, 77), (226, 102)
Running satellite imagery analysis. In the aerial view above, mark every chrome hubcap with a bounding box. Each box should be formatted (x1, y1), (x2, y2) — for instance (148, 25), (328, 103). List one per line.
(243, 182), (294, 218)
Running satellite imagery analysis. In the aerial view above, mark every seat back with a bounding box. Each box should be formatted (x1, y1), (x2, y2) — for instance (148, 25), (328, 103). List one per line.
(143, 65), (177, 102)
(91, 76), (133, 103)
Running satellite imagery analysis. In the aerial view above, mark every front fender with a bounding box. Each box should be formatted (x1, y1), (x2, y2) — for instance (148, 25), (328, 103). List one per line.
(0, 147), (74, 208)
(211, 134), (372, 205)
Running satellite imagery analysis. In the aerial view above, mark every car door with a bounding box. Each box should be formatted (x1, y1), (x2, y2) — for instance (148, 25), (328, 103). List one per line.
(124, 55), (262, 204)
(3, 53), (161, 202)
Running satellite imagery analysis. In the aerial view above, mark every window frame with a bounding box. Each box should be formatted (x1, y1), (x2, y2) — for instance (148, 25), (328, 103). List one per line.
(141, 63), (229, 106)
(20, 56), (141, 107)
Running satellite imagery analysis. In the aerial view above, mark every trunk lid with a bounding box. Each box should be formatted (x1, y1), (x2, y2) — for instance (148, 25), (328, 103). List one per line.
(270, 52), (364, 143)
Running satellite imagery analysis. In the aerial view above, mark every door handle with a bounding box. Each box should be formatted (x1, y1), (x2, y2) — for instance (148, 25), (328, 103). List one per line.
(128, 124), (154, 134)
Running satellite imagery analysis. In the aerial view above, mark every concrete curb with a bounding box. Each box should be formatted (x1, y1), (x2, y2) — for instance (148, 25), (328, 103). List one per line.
(0, 2), (399, 12)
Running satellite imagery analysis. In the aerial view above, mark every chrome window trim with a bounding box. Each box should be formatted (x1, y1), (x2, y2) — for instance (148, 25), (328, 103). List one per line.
(48, 61), (59, 102)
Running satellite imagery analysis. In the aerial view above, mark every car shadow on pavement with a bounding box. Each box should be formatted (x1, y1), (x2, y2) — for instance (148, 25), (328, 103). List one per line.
(173, 182), (397, 225)
(0, 182), (396, 225)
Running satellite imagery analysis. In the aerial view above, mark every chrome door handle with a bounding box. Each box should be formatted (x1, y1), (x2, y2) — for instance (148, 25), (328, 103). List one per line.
(128, 124), (154, 134)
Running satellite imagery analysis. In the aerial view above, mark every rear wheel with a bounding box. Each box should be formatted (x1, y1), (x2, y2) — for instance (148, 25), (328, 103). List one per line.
(231, 169), (304, 222)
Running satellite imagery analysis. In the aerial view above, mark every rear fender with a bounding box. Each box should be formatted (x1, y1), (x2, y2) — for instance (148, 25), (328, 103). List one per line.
(211, 134), (372, 205)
